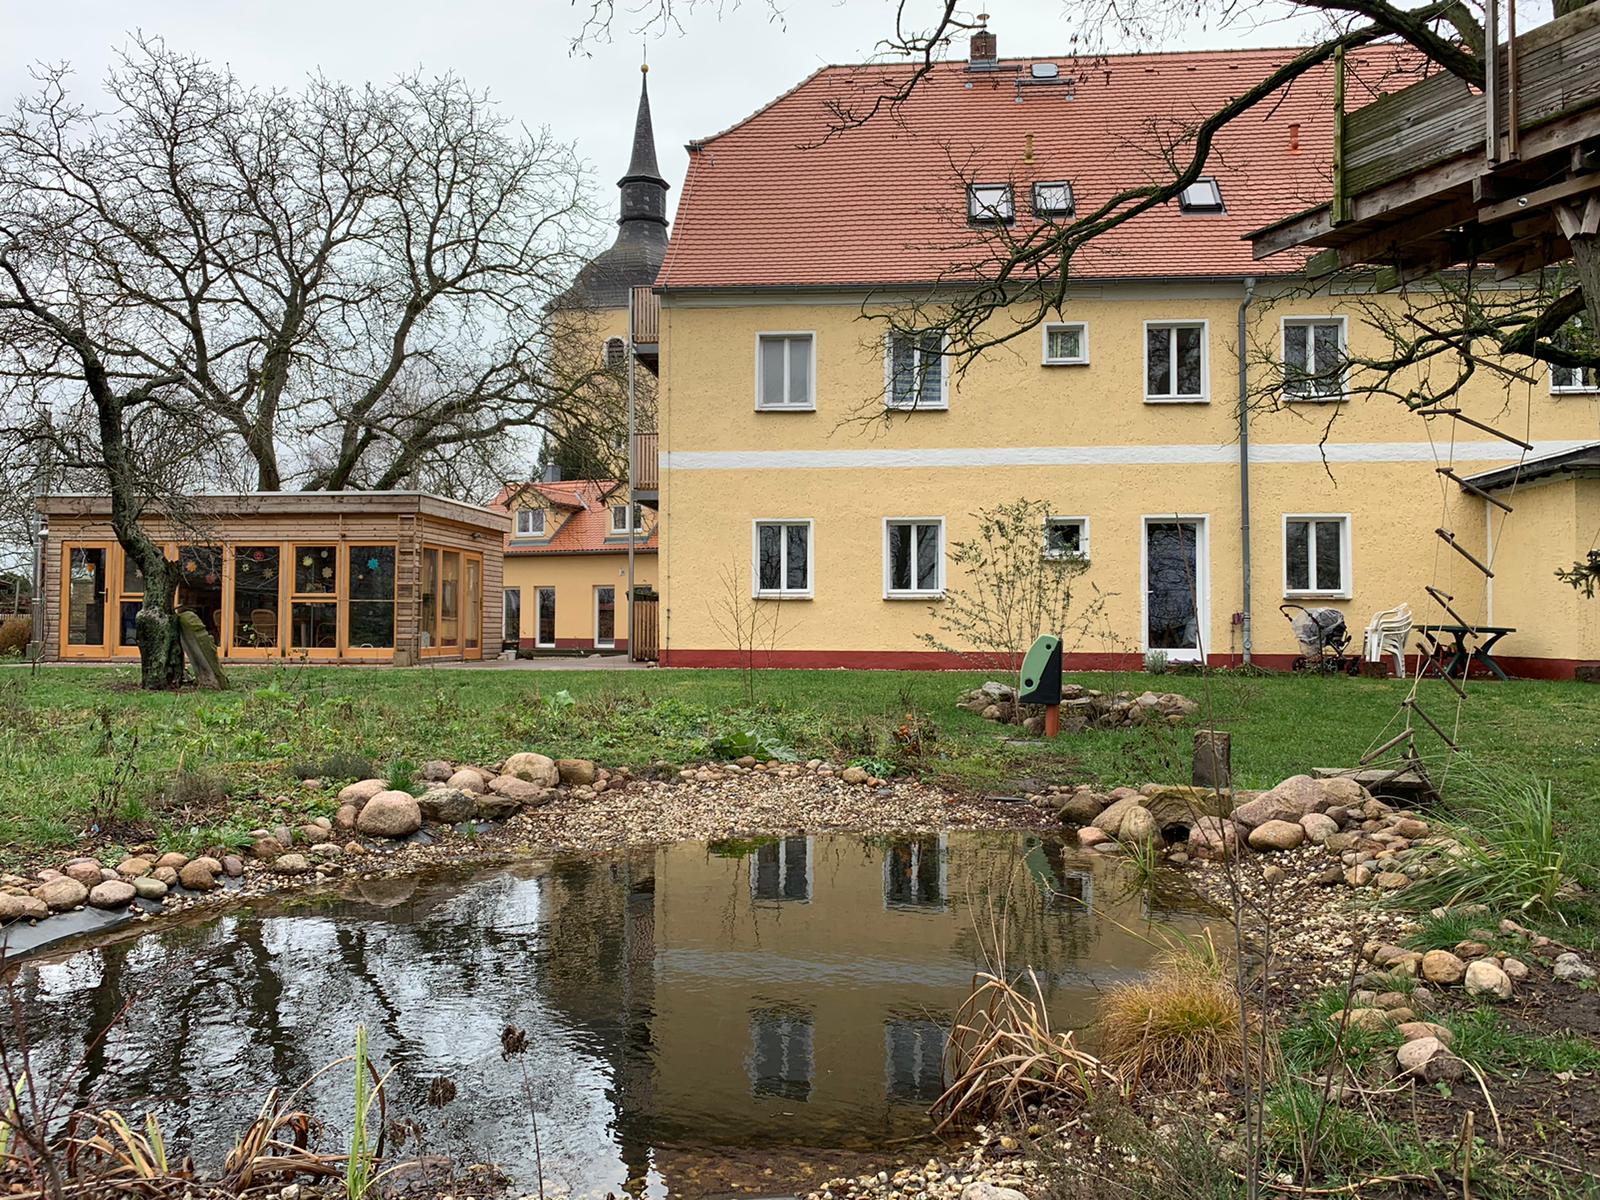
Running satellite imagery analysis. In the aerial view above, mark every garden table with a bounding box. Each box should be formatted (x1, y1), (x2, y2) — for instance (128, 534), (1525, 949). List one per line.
(1418, 623), (1516, 681)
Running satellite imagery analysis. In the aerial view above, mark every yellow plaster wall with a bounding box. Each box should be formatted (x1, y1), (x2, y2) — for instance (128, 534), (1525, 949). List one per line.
(656, 283), (1600, 667)
(502, 552), (656, 646)
(1487, 479), (1600, 663)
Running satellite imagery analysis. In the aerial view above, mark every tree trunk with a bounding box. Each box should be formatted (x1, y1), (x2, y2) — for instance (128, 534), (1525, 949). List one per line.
(1569, 233), (1600, 335)
(133, 558), (185, 689)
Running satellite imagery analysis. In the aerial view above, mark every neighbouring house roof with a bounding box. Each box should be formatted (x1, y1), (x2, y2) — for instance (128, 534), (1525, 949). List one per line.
(657, 44), (1422, 291)
(1462, 441), (1600, 492)
(492, 480), (660, 556)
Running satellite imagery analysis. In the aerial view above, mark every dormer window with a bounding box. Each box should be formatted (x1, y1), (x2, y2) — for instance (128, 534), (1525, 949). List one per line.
(1033, 181), (1075, 219)
(610, 503), (644, 533)
(515, 509), (546, 537)
(967, 184), (1014, 224)
(1178, 178), (1224, 213)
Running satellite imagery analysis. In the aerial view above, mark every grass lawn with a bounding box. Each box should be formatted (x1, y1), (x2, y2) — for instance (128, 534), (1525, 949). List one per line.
(2, 662), (1597, 874)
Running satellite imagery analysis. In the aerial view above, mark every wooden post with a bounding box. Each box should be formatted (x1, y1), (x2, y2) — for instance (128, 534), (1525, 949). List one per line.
(1044, 704), (1060, 738)
(1193, 729), (1232, 791)
(1332, 45), (1347, 225)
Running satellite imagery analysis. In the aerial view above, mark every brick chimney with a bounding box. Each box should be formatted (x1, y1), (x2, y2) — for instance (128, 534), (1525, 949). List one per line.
(969, 14), (997, 69)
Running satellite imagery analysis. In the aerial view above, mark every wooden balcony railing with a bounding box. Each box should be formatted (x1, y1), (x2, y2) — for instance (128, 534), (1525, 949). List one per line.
(630, 285), (659, 346)
(632, 431), (659, 493)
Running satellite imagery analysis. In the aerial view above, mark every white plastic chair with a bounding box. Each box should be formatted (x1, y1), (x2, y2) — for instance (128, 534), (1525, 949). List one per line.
(1363, 603), (1412, 678)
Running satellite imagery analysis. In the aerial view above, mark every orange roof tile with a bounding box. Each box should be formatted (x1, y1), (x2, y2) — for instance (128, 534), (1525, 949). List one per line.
(657, 45), (1422, 289)
(492, 480), (659, 556)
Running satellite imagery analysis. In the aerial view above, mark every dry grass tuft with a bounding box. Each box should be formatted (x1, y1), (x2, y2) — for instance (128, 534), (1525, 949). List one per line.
(1096, 949), (1251, 1090)
(933, 969), (1117, 1132)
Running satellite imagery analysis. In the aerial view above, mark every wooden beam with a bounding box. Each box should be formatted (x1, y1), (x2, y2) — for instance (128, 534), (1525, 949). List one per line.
(1479, 171), (1600, 224)
(1327, 197), (1476, 266)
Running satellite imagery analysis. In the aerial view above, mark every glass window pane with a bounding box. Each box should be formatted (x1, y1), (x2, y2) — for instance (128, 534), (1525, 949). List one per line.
(121, 552), (146, 596)
(760, 337), (785, 406)
(1146, 522), (1199, 650)
(915, 524), (940, 591)
(1286, 521), (1310, 591)
(538, 587), (556, 645)
(1048, 327), (1081, 360)
(1312, 324), (1341, 394)
(291, 601), (339, 650)
(782, 837), (809, 900)
(233, 546), (281, 649)
(785, 524), (808, 590)
(175, 546), (223, 642)
(465, 559), (481, 652)
(888, 524), (911, 591)
(1146, 328), (1171, 395)
(1284, 323), (1308, 369)
(440, 552), (461, 648)
(918, 333), (943, 406)
(788, 337), (810, 405)
(349, 546), (395, 601)
(67, 547), (108, 646)
(421, 549), (439, 647)
(596, 586), (616, 645)
(294, 545), (337, 594)
(758, 524), (781, 591)
(1314, 521), (1343, 591)
(890, 335), (915, 405)
(1176, 326), (1203, 396)
(1047, 520), (1080, 555)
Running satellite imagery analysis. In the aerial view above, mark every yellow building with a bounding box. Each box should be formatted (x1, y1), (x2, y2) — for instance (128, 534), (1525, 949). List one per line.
(649, 32), (1600, 678)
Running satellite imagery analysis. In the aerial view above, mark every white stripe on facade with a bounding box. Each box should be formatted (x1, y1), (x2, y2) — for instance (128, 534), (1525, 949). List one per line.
(660, 440), (1589, 472)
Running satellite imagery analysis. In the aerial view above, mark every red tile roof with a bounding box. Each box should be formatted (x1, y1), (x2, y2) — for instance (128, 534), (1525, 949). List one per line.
(491, 480), (659, 556)
(657, 45), (1421, 289)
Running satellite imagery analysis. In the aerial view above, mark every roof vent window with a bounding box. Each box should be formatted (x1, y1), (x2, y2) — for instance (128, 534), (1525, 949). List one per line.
(968, 183), (1015, 224)
(1030, 62), (1059, 79)
(1178, 178), (1224, 213)
(1032, 181), (1075, 218)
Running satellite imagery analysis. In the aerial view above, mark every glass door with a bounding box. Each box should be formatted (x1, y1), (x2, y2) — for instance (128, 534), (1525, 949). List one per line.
(439, 551), (461, 651)
(502, 587), (522, 650)
(536, 587), (556, 648)
(113, 548), (148, 657)
(464, 555), (482, 659)
(62, 544), (110, 657)
(231, 545), (284, 654)
(595, 585), (616, 650)
(1144, 518), (1207, 663)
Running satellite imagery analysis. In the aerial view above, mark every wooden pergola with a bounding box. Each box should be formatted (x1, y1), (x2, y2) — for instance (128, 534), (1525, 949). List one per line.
(1248, 5), (1600, 282)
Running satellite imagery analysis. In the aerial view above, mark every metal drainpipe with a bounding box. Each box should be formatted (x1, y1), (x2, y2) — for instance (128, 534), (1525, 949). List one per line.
(1238, 276), (1257, 667)
(626, 307), (637, 659)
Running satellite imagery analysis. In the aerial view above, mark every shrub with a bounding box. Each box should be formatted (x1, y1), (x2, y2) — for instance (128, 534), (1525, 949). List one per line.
(1097, 950), (1248, 1087)
(291, 751), (376, 782)
(153, 768), (232, 812)
(0, 615), (31, 656)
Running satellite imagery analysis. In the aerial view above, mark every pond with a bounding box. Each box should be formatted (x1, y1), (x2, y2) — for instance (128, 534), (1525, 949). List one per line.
(8, 831), (1212, 1198)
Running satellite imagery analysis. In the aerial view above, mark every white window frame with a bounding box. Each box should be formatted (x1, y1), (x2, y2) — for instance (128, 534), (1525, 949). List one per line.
(882, 832), (949, 911)
(534, 585), (556, 649)
(754, 331), (818, 411)
(883, 517), (946, 599)
(1140, 515), (1210, 664)
(1282, 513), (1352, 599)
(1551, 363), (1600, 394)
(1044, 515), (1090, 560)
(593, 585), (617, 649)
(1142, 319), (1209, 404)
(609, 503), (643, 534)
(967, 182), (1014, 224)
(883, 331), (950, 411)
(1281, 316), (1348, 403)
(514, 508), (546, 537)
(751, 519), (815, 599)
(748, 836), (814, 903)
(1041, 322), (1089, 366)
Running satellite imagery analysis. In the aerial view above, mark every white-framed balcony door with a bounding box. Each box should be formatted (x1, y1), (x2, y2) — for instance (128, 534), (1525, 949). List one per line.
(1142, 516), (1209, 664)
(535, 586), (556, 648)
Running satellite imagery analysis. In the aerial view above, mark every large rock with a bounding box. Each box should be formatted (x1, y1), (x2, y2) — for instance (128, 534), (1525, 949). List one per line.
(1464, 959), (1512, 1000)
(488, 774), (548, 804)
(1232, 775), (1332, 829)
(132, 877), (168, 901)
(250, 836), (286, 861)
(840, 765), (871, 786)
(419, 760), (455, 782)
(1396, 1036), (1463, 1083)
(88, 880), (137, 910)
(1554, 952), (1598, 983)
(62, 860), (105, 888)
(1090, 797), (1143, 839)
(1421, 950), (1466, 986)
(178, 861), (219, 891)
(1299, 813), (1339, 845)
(1247, 819), (1306, 852)
(1120, 806), (1158, 845)
(500, 753), (559, 787)
(36, 877), (88, 910)
(475, 792), (525, 820)
(1057, 793), (1104, 825)
(556, 758), (598, 786)
(1140, 784), (1233, 825)
(154, 851), (190, 870)
(272, 853), (312, 875)
(0, 893), (49, 922)
(1396, 1021), (1453, 1045)
(355, 790), (422, 838)
(1188, 816), (1237, 858)
(115, 857), (152, 878)
(962, 1185), (1028, 1200)
(336, 778), (388, 808)
(447, 768), (490, 793)
(419, 787), (478, 823)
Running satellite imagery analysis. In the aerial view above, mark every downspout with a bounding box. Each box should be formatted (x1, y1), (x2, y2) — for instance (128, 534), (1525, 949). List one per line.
(1237, 276), (1257, 667)
(626, 304), (637, 659)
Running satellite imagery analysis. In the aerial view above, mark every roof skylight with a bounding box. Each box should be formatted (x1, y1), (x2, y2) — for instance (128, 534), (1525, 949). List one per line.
(1033, 181), (1075, 218)
(1178, 177), (1224, 213)
(968, 183), (1015, 224)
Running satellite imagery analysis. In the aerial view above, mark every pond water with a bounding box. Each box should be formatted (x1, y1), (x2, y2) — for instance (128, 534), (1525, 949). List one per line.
(9, 832), (1212, 1198)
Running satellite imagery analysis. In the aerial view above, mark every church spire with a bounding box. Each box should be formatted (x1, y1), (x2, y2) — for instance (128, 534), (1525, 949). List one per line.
(618, 65), (669, 231)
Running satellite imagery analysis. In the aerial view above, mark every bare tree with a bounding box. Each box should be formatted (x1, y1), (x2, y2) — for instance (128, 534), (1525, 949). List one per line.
(0, 40), (614, 686)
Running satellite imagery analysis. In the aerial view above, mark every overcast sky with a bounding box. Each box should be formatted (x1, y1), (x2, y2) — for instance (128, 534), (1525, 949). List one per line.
(0, 0), (1355, 231)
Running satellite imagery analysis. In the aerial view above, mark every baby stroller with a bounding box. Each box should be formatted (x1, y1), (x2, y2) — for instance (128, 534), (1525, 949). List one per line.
(1280, 604), (1361, 674)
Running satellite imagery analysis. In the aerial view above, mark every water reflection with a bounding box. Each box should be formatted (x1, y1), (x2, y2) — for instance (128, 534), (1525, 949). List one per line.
(8, 832), (1209, 1197)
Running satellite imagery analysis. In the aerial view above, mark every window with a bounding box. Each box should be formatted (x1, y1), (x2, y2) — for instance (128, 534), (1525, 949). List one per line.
(884, 836), (946, 908)
(753, 520), (813, 598)
(65, 546), (108, 648)
(885, 331), (947, 410)
(1045, 516), (1089, 560)
(175, 546), (223, 642)
(609, 503), (644, 533)
(117, 550), (145, 649)
(756, 333), (815, 410)
(515, 508), (546, 536)
(1032, 180), (1075, 218)
(348, 546), (396, 650)
(751, 837), (811, 902)
(1042, 322), (1088, 365)
(1551, 317), (1599, 393)
(967, 183), (1014, 223)
(595, 585), (616, 648)
(884, 518), (944, 597)
(748, 1009), (813, 1101)
(1283, 318), (1347, 401)
(232, 546), (282, 649)
(289, 544), (338, 652)
(604, 337), (626, 369)
(1284, 516), (1350, 597)
(1144, 321), (1207, 402)
(885, 1019), (947, 1103)
(1178, 177), (1224, 212)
